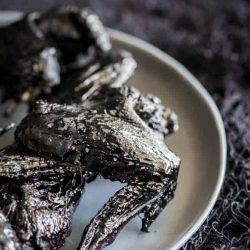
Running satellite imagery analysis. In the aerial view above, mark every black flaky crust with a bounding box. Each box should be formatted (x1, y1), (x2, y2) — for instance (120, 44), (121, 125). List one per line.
(14, 85), (180, 249)
(0, 6), (180, 250)
(0, 6), (111, 114)
(0, 157), (91, 249)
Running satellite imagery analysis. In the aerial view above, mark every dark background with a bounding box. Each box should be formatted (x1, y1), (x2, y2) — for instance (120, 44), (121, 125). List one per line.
(1, 1), (249, 249)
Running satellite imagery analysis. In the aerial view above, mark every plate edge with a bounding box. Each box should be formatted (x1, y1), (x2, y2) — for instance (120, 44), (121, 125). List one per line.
(108, 28), (227, 250)
(0, 11), (227, 250)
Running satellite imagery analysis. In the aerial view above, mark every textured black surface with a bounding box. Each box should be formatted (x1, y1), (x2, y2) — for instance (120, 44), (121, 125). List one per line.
(0, 6), (111, 116)
(0, 0), (250, 249)
(1, 8), (180, 248)
(15, 83), (180, 249)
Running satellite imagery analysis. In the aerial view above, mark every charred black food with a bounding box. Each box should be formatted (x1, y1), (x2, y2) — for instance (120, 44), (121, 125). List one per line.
(0, 84), (180, 249)
(0, 6), (180, 250)
(0, 6), (111, 114)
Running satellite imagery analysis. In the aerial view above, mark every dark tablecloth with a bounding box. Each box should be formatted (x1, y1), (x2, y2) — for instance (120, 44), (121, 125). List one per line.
(1, 0), (249, 249)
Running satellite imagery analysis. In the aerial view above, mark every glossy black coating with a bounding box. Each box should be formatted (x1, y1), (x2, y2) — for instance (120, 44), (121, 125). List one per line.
(0, 123), (15, 137)
(0, 6), (111, 111)
(1, 84), (180, 249)
(0, 146), (93, 249)
(0, 6), (180, 250)
(14, 84), (180, 249)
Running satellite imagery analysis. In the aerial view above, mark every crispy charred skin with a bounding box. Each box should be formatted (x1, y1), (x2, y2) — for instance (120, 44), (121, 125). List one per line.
(15, 84), (180, 249)
(0, 146), (94, 249)
(0, 14), (60, 106)
(0, 124), (15, 137)
(50, 49), (137, 104)
(0, 145), (88, 180)
(0, 7), (179, 248)
(0, 6), (111, 110)
(36, 6), (111, 65)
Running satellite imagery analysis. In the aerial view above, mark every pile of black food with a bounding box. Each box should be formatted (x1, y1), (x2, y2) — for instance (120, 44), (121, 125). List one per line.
(0, 5), (111, 115)
(0, 6), (180, 250)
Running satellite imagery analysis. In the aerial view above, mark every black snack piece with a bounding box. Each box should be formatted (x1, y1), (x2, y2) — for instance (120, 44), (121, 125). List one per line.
(15, 84), (180, 249)
(0, 6), (111, 111)
(36, 6), (111, 65)
(0, 145), (87, 180)
(50, 49), (137, 104)
(0, 6), (180, 249)
(0, 146), (93, 249)
(0, 14), (60, 106)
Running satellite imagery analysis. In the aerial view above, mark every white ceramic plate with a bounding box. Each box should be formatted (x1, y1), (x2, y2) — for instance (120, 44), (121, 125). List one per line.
(0, 12), (226, 250)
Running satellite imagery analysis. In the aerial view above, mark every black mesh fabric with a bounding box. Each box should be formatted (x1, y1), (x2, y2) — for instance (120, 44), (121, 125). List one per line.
(1, 0), (250, 249)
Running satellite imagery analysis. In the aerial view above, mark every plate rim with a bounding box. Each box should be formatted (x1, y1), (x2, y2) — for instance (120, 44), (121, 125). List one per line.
(0, 11), (227, 250)
(109, 28), (227, 250)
